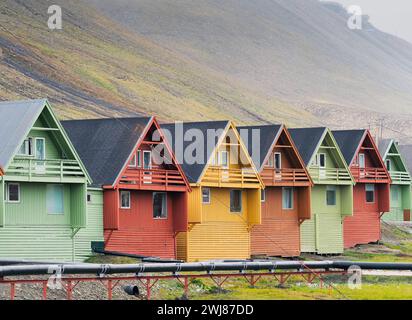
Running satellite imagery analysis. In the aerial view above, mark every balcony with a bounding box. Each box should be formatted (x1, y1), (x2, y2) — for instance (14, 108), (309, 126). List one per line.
(6, 158), (85, 183)
(202, 167), (261, 188)
(389, 171), (411, 185)
(118, 168), (187, 191)
(309, 167), (352, 184)
(351, 167), (390, 183)
(261, 168), (310, 186)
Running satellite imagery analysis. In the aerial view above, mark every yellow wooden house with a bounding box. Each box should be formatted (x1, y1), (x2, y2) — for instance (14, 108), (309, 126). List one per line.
(162, 121), (264, 262)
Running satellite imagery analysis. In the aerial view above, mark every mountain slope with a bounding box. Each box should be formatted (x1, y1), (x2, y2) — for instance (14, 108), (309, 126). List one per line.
(0, 0), (311, 125)
(87, 0), (412, 115)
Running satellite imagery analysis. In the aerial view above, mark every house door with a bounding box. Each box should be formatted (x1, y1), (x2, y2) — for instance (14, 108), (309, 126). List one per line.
(143, 151), (152, 184)
(35, 138), (46, 174)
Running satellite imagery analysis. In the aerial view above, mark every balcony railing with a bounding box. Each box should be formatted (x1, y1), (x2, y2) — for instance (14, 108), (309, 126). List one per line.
(7, 158), (84, 180)
(309, 167), (352, 184)
(351, 167), (390, 182)
(261, 168), (310, 186)
(202, 167), (260, 187)
(118, 168), (187, 190)
(389, 171), (411, 184)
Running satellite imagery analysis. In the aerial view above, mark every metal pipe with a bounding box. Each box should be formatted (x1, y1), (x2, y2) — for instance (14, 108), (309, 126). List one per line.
(333, 261), (412, 271)
(93, 249), (182, 263)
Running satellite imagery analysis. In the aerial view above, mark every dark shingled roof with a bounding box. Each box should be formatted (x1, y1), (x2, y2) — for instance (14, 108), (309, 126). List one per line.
(238, 125), (282, 171)
(378, 139), (393, 159)
(161, 121), (230, 183)
(0, 99), (47, 170)
(289, 127), (327, 166)
(332, 130), (366, 165)
(398, 145), (412, 173)
(62, 117), (152, 187)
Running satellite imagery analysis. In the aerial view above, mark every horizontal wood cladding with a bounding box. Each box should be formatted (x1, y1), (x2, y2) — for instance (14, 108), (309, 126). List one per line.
(186, 221), (250, 262)
(103, 189), (119, 230)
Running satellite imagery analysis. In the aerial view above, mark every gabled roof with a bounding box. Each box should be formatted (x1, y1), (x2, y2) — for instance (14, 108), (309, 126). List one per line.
(0, 99), (91, 182)
(378, 139), (394, 160)
(63, 117), (152, 187)
(161, 121), (230, 184)
(333, 130), (367, 165)
(399, 145), (412, 173)
(238, 124), (283, 171)
(289, 127), (328, 166)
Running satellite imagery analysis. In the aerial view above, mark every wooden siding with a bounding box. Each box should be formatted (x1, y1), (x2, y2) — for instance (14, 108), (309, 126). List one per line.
(104, 190), (177, 259)
(383, 185), (411, 221)
(188, 187), (202, 223)
(103, 189), (119, 230)
(70, 183), (87, 228)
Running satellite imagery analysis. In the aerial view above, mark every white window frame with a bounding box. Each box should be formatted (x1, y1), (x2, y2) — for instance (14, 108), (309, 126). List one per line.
(326, 186), (337, 206)
(128, 153), (137, 168)
(359, 153), (366, 168)
(143, 150), (152, 170)
(137, 150), (142, 168)
(386, 159), (392, 172)
(120, 191), (131, 209)
(219, 151), (229, 169)
(282, 187), (294, 210)
(17, 137), (34, 157)
(35, 137), (46, 160)
(153, 192), (168, 219)
(365, 184), (375, 203)
(261, 189), (266, 203)
(202, 187), (211, 204)
(274, 152), (282, 170)
(319, 153), (326, 168)
(6, 183), (20, 203)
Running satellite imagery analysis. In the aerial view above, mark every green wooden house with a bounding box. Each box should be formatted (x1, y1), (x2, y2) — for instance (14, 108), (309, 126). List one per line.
(0, 99), (103, 262)
(379, 140), (411, 222)
(290, 128), (354, 254)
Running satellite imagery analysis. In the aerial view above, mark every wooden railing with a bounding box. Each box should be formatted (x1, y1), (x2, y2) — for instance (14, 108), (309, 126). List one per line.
(389, 171), (411, 184)
(7, 158), (84, 179)
(119, 168), (186, 189)
(351, 167), (389, 182)
(202, 167), (260, 186)
(309, 167), (352, 183)
(261, 168), (310, 185)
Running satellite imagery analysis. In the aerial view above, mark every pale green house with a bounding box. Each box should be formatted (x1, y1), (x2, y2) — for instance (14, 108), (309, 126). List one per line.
(0, 99), (103, 262)
(379, 140), (411, 222)
(290, 128), (354, 254)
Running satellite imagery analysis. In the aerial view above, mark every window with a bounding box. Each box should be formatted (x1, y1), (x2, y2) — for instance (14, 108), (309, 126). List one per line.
(153, 192), (167, 219)
(319, 154), (326, 168)
(266, 154), (274, 167)
(7, 183), (20, 203)
(46, 184), (64, 215)
(366, 184), (375, 203)
(210, 153), (217, 166)
(326, 186), (337, 206)
(129, 154), (137, 168)
(35, 138), (46, 160)
(87, 193), (92, 203)
(359, 153), (365, 168)
(202, 188), (211, 204)
(219, 151), (229, 168)
(274, 153), (282, 170)
(120, 191), (131, 209)
(282, 187), (294, 209)
(143, 151), (151, 170)
(386, 159), (392, 171)
(137, 150), (142, 167)
(17, 138), (33, 156)
(261, 189), (266, 202)
(230, 190), (242, 213)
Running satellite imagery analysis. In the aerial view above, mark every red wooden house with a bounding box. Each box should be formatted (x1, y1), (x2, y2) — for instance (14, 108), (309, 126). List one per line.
(63, 117), (190, 259)
(334, 130), (391, 248)
(239, 125), (312, 257)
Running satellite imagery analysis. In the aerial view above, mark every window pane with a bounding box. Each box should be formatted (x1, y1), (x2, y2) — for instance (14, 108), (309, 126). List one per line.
(282, 187), (293, 209)
(220, 151), (229, 168)
(46, 184), (64, 214)
(137, 151), (142, 167)
(129, 154), (136, 167)
(202, 188), (210, 204)
(261, 189), (266, 202)
(153, 193), (167, 218)
(120, 191), (130, 209)
(274, 153), (281, 169)
(326, 187), (336, 206)
(319, 154), (326, 167)
(36, 138), (45, 160)
(143, 151), (151, 169)
(230, 190), (242, 213)
(359, 154), (365, 168)
(8, 184), (20, 202)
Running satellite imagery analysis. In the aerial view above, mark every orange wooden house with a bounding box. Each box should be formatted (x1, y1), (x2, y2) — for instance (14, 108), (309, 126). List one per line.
(334, 130), (391, 248)
(63, 117), (191, 259)
(239, 125), (312, 257)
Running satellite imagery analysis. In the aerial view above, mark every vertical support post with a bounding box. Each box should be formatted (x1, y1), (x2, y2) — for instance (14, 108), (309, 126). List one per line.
(42, 281), (48, 300)
(10, 283), (15, 300)
(66, 280), (73, 300)
(184, 277), (189, 298)
(146, 279), (151, 300)
(107, 280), (113, 300)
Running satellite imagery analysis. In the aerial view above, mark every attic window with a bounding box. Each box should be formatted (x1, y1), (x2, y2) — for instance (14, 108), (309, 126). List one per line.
(386, 159), (392, 171)
(129, 154), (137, 168)
(17, 138), (33, 156)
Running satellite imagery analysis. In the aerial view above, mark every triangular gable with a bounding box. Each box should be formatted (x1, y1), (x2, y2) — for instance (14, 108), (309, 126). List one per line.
(0, 99), (91, 183)
(384, 140), (409, 173)
(356, 131), (390, 173)
(197, 122), (264, 187)
(113, 117), (191, 190)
